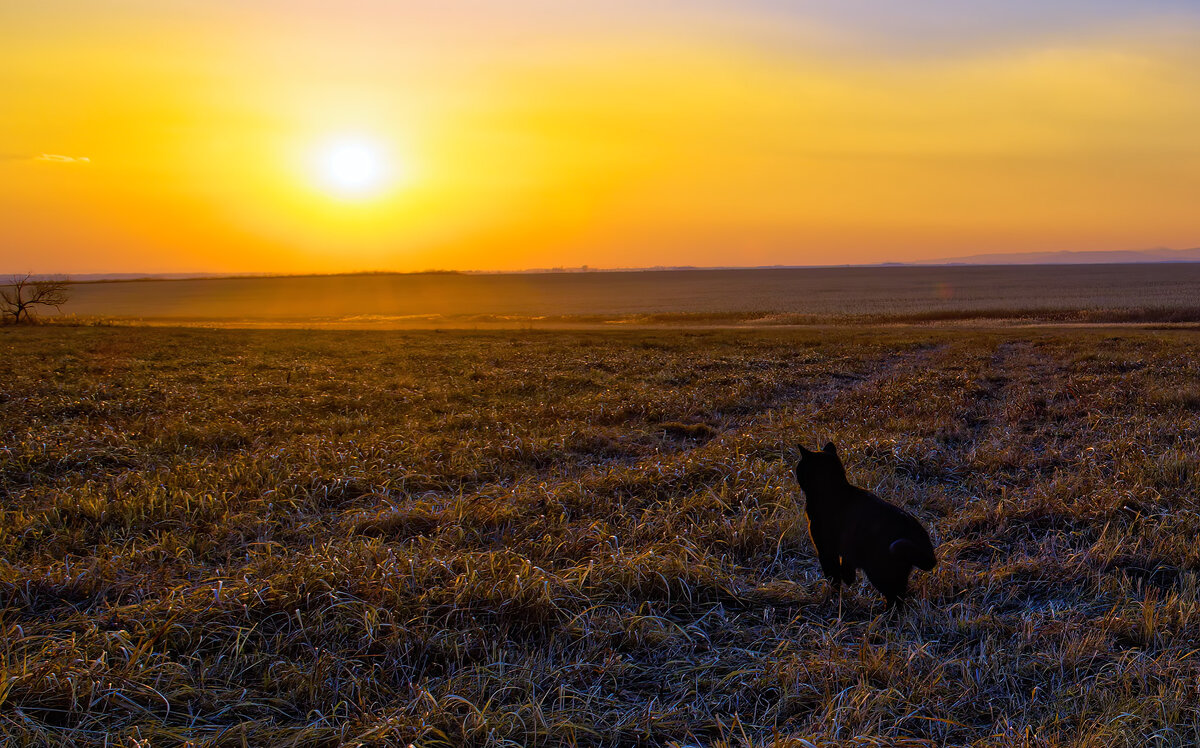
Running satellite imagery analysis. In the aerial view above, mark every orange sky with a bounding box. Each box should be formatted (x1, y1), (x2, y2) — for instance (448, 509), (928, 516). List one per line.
(2, 1), (1199, 273)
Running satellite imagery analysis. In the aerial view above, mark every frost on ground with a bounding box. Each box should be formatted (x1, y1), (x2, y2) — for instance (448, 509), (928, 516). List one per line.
(1, 326), (1198, 746)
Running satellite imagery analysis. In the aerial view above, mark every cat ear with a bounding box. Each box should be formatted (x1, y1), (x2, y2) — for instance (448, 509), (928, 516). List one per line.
(797, 444), (812, 458)
(823, 442), (838, 455)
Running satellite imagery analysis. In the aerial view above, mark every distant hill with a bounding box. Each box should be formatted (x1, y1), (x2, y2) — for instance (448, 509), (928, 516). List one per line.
(918, 247), (1200, 266)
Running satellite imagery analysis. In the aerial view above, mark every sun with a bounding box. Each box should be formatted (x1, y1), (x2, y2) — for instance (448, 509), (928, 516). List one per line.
(314, 136), (391, 197)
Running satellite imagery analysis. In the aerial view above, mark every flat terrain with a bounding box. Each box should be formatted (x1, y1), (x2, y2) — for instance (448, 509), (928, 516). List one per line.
(44, 263), (1200, 325)
(2, 326), (1199, 746)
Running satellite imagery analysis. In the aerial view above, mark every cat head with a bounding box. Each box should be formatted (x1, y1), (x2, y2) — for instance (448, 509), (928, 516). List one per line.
(794, 441), (847, 490)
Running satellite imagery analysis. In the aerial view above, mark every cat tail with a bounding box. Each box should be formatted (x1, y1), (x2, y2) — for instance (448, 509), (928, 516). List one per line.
(890, 537), (937, 571)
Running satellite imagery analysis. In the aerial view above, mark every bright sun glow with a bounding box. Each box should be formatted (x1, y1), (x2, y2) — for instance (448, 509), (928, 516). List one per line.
(315, 137), (390, 197)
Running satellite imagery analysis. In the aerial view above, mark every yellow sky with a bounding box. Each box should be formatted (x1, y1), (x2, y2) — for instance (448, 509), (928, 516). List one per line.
(2, 2), (1199, 273)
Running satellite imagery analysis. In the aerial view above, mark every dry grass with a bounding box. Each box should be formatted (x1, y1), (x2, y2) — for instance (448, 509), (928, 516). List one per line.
(1, 326), (1198, 746)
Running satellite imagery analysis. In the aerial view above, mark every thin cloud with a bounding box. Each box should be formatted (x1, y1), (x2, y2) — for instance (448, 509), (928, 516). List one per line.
(35, 153), (91, 164)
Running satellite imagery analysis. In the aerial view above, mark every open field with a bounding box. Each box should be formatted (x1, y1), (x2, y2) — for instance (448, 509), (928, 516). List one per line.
(2, 325), (1200, 746)
(36, 263), (1200, 326)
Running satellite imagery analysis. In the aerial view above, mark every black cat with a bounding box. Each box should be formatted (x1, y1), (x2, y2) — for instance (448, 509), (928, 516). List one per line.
(795, 442), (937, 606)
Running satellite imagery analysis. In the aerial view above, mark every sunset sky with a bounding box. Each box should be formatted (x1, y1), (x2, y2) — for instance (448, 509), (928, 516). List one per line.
(3, 1), (1199, 274)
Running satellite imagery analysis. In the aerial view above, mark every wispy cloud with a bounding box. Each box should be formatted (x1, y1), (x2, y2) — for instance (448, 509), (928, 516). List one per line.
(1, 153), (92, 164)
(34, 153), (91, 164)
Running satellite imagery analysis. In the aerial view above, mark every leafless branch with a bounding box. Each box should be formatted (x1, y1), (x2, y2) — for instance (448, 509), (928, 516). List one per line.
(1, 273), (72, 323)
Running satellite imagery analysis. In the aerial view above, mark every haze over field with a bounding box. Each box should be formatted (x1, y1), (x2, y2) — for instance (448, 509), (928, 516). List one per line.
(45, 264), (1200, 324)
(4, 1), (1200, 275)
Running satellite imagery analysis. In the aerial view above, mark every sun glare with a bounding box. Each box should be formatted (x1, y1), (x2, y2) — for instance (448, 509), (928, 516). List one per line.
(315, 137), (390, 197)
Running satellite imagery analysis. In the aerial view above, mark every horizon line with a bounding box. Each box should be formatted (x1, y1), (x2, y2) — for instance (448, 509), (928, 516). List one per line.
(8, 254), (1200, 286)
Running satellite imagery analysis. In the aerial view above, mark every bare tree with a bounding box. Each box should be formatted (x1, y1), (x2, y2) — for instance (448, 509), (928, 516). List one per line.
(1, 274), (71, 324)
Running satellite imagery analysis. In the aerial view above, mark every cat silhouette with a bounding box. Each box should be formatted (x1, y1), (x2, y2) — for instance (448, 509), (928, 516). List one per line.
(795, 442), (937, 607)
